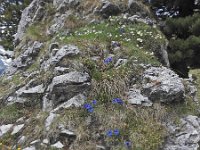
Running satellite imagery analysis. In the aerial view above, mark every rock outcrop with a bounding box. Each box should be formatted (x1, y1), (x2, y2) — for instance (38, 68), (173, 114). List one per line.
(142, 67), (185, 103)
(164, 115), (200, 150)
(0, 0), (199, 150)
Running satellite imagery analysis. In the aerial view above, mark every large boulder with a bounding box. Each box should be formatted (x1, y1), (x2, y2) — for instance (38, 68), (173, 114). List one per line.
(43, 71), (91, 110)
(142, 67), (185, 103)
(164, 115), (200, 150)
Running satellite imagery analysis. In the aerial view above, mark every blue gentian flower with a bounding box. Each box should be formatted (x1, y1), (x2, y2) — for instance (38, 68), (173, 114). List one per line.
(92, 100), (97, 105)
(106, 130), (113, 137)
(104, 57), (113, 64)
(124, 141), (131, 147)
(84, 103), (92, 109)
(83, 103), (94, 113)
(113, 129), (120, 136)
(112, 98), (124, 105)
(87, 107), (94, 113)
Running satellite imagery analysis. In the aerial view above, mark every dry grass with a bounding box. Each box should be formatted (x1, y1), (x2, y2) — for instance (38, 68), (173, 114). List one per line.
(79, 0), (101, 13)
(64, 15), (87, 30)
(89, 72), (128, 103)
(48, 101), (167, 150)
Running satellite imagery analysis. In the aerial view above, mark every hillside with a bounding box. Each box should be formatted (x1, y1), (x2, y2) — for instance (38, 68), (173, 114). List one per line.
(0, 0), (199, 150)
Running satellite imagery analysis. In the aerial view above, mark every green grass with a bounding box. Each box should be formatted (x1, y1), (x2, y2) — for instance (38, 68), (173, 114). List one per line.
(190, 69), (200, 100)
(55, 18), (164, 103)
(58, 18), (164, 66)
(48, 101), (166, 150)
(0, 15), (169, 149)
(25, 22), (50, 42)
(0, 104), (25, 124)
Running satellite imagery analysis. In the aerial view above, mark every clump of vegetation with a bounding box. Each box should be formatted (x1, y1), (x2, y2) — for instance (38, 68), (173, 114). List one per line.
(49, 99), (166, 150)
(58, 16), (164, 102)
(0, 104), (26, 124)
(25, 22), (50, 42)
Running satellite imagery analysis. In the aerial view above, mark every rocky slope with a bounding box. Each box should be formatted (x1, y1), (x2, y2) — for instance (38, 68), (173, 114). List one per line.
(0, 0), (199, 150)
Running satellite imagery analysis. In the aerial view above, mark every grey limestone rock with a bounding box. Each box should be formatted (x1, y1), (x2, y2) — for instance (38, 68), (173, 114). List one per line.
(128, 86), (153, 106)
(142, 67), (185, 103)
(15, 0), (47, 44)
(0, 124), (13, 137)
(43, 71), (90, 110)
(41, 44), (80, 70)
(51, 141), (64, 148)
(11, 124), (25, 135)
(45, 112), (59, 131)
(12, 41), (43, 68)
(53, 0), (80, 12)
(51, 94), (86, 113)
(23, 146), (36, 150)
(7, 82), (45, 105)
(164, 115), (200, 150)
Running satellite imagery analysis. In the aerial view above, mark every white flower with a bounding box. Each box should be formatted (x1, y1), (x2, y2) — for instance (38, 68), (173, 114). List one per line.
(136, 38), (143, 43)
(122, 25), (126, 28)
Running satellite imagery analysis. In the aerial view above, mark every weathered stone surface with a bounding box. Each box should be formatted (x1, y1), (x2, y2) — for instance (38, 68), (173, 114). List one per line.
(184, 76), (198, 102)
(53, 0), (80, 12)
(14, 0), (46, 44)
(51, 141), (64, 149)
(43, 71), (90, 110)
(42, 139), (49, 144)
(18, 136), (26, 144)
(7, 82), (45, 105)
(164, 115), (200, 150)
(128, 86), (152, 106)
(17, 84), (45, 96)
(153, 43), (170, 67)
(41, 44), (80, 70)
(51, 94), (86, 112)
(12, 41), (43, 68)
(23, 146), (36, 150)
(11, 124), (25, 135)
(47, 14), (69, 35)
(142, 67), (185, 103)
(0, 124), (13, 137)
(30, 139), (40, 145)
(99, 2), (121, 18)
(114, 59), (128, 68)
(45, 112), (59, 131)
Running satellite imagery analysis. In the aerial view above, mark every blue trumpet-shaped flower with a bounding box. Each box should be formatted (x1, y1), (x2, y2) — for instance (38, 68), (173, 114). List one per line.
(104, 57), (113, 64)
(106, 130), (113, 137)
(83, 103), (94, 113)
(113, 129), (120, 136)
(84, 103), (92, 109)
(124, 141), (131, 147)
(87, 107), (94, 113)
(92, 100), (97, 105)
(112, 98), (124, 105)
